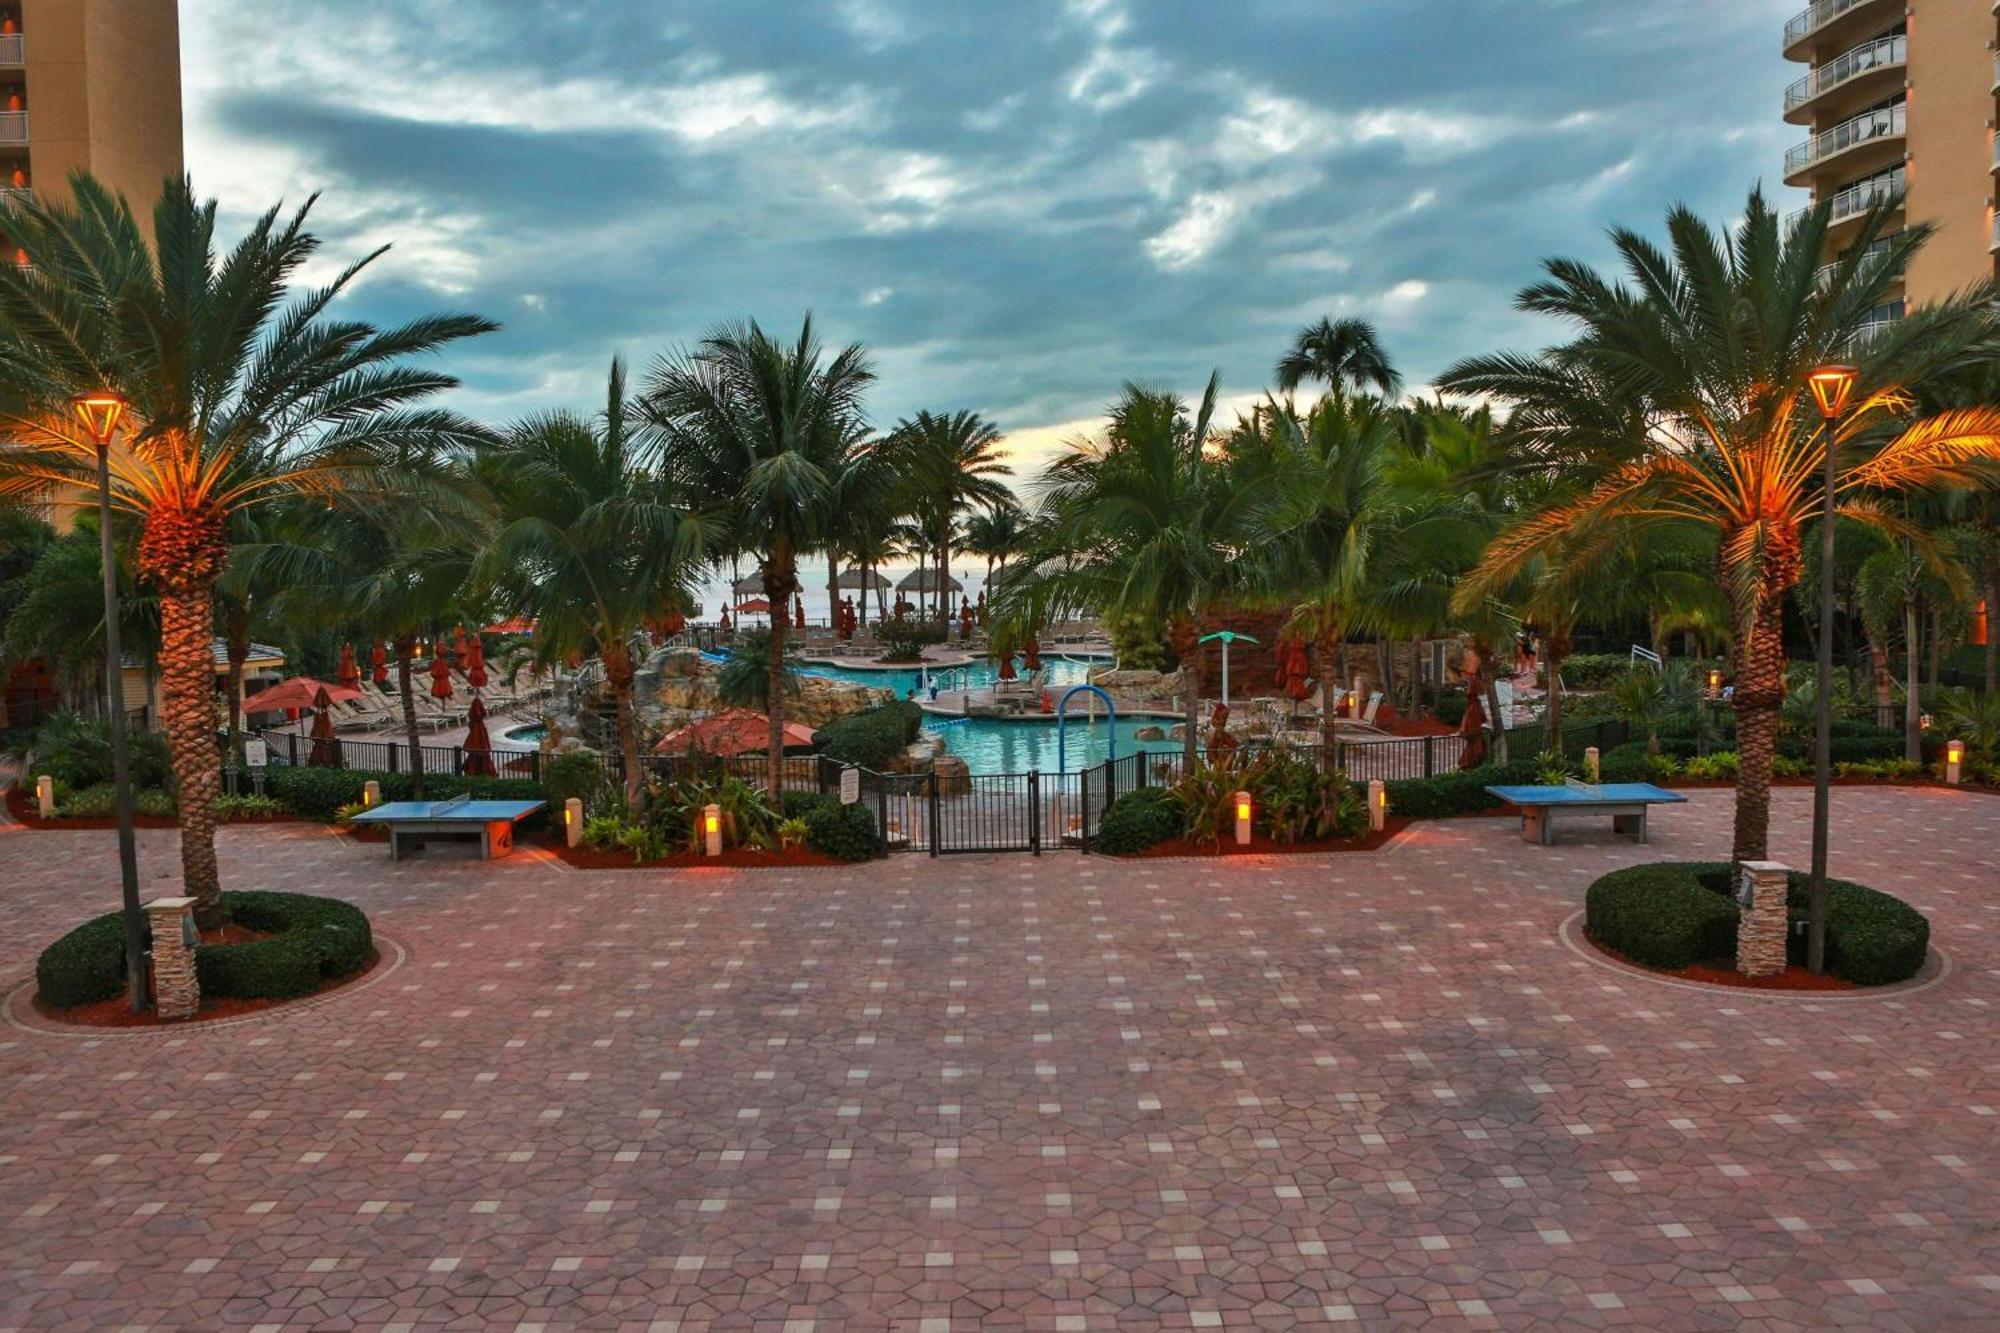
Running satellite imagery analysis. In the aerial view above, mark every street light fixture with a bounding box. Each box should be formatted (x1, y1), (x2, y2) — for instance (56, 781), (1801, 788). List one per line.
(1805, 363), (1857, 976)
(70, 388), (147, 1012)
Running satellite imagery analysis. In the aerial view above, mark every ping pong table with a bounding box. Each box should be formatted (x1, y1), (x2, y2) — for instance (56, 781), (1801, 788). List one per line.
(1484, 780), (1686, 846)
(348, 793), (547, 861)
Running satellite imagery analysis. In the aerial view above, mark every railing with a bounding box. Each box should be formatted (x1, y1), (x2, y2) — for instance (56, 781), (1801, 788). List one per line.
(255, 727), (546, 783)
(1785, 0), (1888, 48)
(1785, 35), (1904, 113)
(1785, 102), (1903, 177)
(1992, 213), (2000, 254)
(1818, 165), (1904, 226)
(0, 34), (21, 66)
(1816, 233), (1898, 285)
(0, 186), (28, 207)
(0, 111), (25, 145)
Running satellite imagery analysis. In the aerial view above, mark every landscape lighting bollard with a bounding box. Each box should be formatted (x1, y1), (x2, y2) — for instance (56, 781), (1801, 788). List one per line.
(35, 774), (54, 818)
(1583, 746), (1600, 783)
(1368, 780), (1387, 833)
(565, 797), (583, 847)
(1234, 791), (1252, 846)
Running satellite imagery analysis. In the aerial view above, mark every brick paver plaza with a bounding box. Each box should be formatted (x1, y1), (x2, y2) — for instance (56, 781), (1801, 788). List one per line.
(1, 786), (1996, 1329)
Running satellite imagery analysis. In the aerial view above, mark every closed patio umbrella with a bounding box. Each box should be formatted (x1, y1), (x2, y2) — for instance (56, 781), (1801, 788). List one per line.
(719, 607), (732, 631)
(1022, 634), (1042, 673)
(429, 655), (454, 700)
(336, 642), (361, 687)
(996, 652), (1017, 682)
(453, 624), (470, 663)
(1285, 638), (1312, 702)
(465, 637), (488, 690)
(462, 696), (497, 777)
(307, 686), (341, 768)
(794, 595), (806, 630)
(371, 641), (389, 686)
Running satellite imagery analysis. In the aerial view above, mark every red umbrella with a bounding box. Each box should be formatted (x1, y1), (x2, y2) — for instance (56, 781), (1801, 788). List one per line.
(1285, 637), (1312, 702)
(976, 588), (988, 627)
(429, 655), (454, 700)
(465, 637), (488, 690)
(665, 609), (685, 635)
(719, 606), (732, 631)
(462, 696), (497, 777)
(307, 686), (341, 768)
(241, 676), (363, 714)
(997, 652), (1017, 681)
(959, 600), (974, 638)
(1023, 634), (1042, 673)
(794, 595), (806, 630)
(482, 617), (536, 636)
(737, 597), (772, 615)
(838, 597), (855, 639)
(371, 641), (389, 686)
(336, 642), (361, 688)
(1457, 688), (1489, 770)
(654, 709), (818, 757)
(453, 623), (470, 663)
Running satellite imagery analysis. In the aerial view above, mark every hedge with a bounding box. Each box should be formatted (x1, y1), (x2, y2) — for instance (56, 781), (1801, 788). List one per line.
(265, 767), (548, 822)
(35, 890), (375, 1009)
(1585, 861), (1928, 985)
(781, 791), (883, 861)
(1383, 757), (1539, 819)
(815, 701), (923, 770)
(1095, 787), (1181, 854)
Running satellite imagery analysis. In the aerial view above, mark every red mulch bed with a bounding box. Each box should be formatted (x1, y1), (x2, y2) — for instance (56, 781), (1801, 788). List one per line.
(4, 785), (308, 830)
(1110, 817), (1411, 859)
(1585, 934), (1858, 992)
(32, 944), (384, 1029)
(541, 835), (847, 870)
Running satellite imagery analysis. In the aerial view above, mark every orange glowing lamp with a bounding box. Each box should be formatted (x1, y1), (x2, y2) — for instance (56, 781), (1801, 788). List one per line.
(1946, 739), (1966, 764)
(704, 812), (720, 835)
(1806, 364), (1858, 421)
(69, 389), (128, 447)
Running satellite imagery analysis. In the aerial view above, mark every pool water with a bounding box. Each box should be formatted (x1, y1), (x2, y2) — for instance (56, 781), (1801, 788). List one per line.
(796, 655), (1101, 697)
(924, 713), (1179, 775)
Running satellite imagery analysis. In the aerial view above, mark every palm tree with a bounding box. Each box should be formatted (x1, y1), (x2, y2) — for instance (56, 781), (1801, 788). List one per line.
(1440, 189), (2000, 862)
(888, 410), (1012, 621)
(1275, 317), (1402, 398)
(643, 317), (874, 793)
(998, 375), (1251, 769)
(476, 359), (704, 807)
(0, 176), (494, 923)
(961, 498), (1026, 592)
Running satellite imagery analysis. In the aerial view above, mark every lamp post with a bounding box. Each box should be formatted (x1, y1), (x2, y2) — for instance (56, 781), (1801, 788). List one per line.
(72, 389), (147, 1012)
(1805, 364), (1858, 975)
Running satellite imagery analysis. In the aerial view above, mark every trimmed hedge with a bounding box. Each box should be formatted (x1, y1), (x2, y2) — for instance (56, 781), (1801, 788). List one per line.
(815, 701), (923, 769)
(266, 767), (547, 823)
(1095, 787), (1181, 854)
(1585, 861), (1929, 985)
(34, 890), (374, 1009)
(781, 791), (883, 861)
(1383, 758), (1539, 819)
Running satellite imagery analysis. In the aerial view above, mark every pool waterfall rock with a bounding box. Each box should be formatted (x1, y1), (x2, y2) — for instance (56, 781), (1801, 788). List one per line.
(634, 647), (895, 739)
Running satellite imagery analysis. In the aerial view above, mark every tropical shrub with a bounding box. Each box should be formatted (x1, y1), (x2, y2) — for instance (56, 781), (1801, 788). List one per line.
(1170, 762), (1240, 847)
(1551, 654), (1636, 690)
(1681, 752), (1738, 781)
(215, 794), (288, 821)
(1095, 787), (1180, 854)
(11, 712), (173, 791)
(645, 773), (779, 854)
(876, 619), (943, 662)
(816, 701), (923, 769)
(1243, 754), (1365, 843)
(1383, 758), (1539, 819)
(265, 767), (547, 823)
(801, 798), (880, 861)
(59, 784), (177, 818)
(36, 890), (373, 1008)
(1429, 693), (1469, 726)
(541, 749), (610, 813)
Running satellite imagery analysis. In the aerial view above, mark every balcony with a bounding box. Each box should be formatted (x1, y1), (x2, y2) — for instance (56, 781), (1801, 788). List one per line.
(1991, 213), (2000, 254)
(1816, 233), (1899, 286)
(1784, 0), (1899, 60)
(1783, 35), (1905, 122)
(1798, 165), (1904, 231)
(0, 111), (23, 145)
(0, 186), (28, 208)
(0, 33), (21, 66)
(1784, 101), (1903, 185)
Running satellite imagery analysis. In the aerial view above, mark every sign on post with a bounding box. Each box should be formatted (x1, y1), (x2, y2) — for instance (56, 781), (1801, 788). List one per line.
(243, 738), (269, 768)
(839, 766), (861, 806)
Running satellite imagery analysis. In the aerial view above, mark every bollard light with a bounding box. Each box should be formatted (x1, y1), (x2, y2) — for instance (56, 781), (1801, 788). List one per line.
(1706, 668), (1722, 697)
(564, 796), (583, 848)
(1368, 779), (1387, 833)
(1583, 746), (1600, 784)
(362, 779), (381, 808)
(703, 803), (722, 857)
(1945, 739), (1965, 786)
(1234, 790), (1252, 846)
(35, 774), (54, 818)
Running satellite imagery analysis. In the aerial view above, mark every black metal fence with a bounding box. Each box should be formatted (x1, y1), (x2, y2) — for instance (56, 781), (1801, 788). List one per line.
(258, 728), (547, 783)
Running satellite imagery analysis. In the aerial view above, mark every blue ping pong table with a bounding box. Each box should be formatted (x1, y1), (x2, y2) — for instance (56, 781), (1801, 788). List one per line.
(348, 794), (547, 861)
(1484, 781), (1686, 846)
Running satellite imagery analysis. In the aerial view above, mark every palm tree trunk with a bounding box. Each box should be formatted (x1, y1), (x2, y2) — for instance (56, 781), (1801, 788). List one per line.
(1870, 637), (1894, 729)
(396, 639), (425, 800)
(765, 558), (797, 795)
(1542, 630), (1571, 750)
(1317, 625), (1342, 773)
(1985, 569), (1997, 695)
(1904, 596), (1922, 763)
(225, 627), (248, 766)
(1925, 601), (1940, 690)
(1729, 591), (1786, 865)
(1169, 615), (1201, 771)
(158, 582), (224, 927)
(604, 641), (642, 809)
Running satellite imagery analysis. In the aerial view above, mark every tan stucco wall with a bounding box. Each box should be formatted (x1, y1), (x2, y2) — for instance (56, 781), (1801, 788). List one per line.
(1904, 0), (1997, 304)
(19, 0), (181, 216)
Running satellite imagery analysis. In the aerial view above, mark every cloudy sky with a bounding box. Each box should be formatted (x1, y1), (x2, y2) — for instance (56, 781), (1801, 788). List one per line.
(182, 0), (1802, 466)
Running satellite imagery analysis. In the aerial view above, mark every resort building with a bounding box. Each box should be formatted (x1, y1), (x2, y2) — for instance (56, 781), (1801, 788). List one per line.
(1782, 0), (1999, 335)
(0, 0), (184, 238)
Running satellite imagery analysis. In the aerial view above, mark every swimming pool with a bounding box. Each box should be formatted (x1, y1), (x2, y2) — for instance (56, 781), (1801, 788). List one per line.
(795, 655), (1103, 697)
(924, 713), (1179, 774)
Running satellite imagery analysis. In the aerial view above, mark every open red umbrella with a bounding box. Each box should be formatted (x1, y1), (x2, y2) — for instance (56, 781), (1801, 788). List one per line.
(336, 642), (361, 688)
(794, 595), (806, 630)
(429, 655), (454, 700)
(737, 597), (772, 615)
(371, 641), (389, 686)
(307, 686), (342, 768)
(241, 676), (363, 714)
(465, 637), (488, 690)
(1022, 634), (1042, 673)
(462, 696), (497, 777)
(654, 709), (818, 757)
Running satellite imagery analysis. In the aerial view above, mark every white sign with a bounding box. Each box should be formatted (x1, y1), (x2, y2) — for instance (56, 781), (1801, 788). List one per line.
(243, 738), (270, 769)
(839, 766), (861, 806)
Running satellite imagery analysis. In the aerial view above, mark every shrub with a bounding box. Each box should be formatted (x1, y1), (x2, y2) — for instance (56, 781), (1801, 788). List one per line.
(1429, 693), (1469, 727)
(216, 794), (288, 820)
(1096, 787), (1181, 854)
(265, 767), (548, 823)
(35, 890), (374, 1009)
(1383, 757), (1539, 819)
(1551, 653), (1636, 690)
(816, 701), (923, 769)
(802, 799), (880, 861)
(542, 749), (609, 812)
(1246, 754), (1365, 844)
(59, 784), (177, 818)
(875, 619), (944, 662)
(1681, 751), (1738, 780)
(645, 773), (778, 853)
(1587, 862), (1928, 985)
(1586, 863), (1741, 970)
(12, 712), (173, 791)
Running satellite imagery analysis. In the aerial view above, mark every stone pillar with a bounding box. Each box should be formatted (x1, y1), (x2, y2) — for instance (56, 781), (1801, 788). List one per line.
(564, 797), (583, 848)
(1582, 747), (1600, 783)
(35, 774), (54, 817)
(143, 896), (200, 1020)
(1735, 861), (1790, 979)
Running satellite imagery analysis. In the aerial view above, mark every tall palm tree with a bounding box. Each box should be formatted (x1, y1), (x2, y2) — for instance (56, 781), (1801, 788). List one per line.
(643, 317), (874, 793)
(1275, 317), (1402, 398)
(961, 498), (1026, 591)
(476, 360), (703, 806)
(888, 410), (1013, 621)
(998, 375), (1251, 769)
(0, 176), (495, 922)
(1441, 189), (2000, 862)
